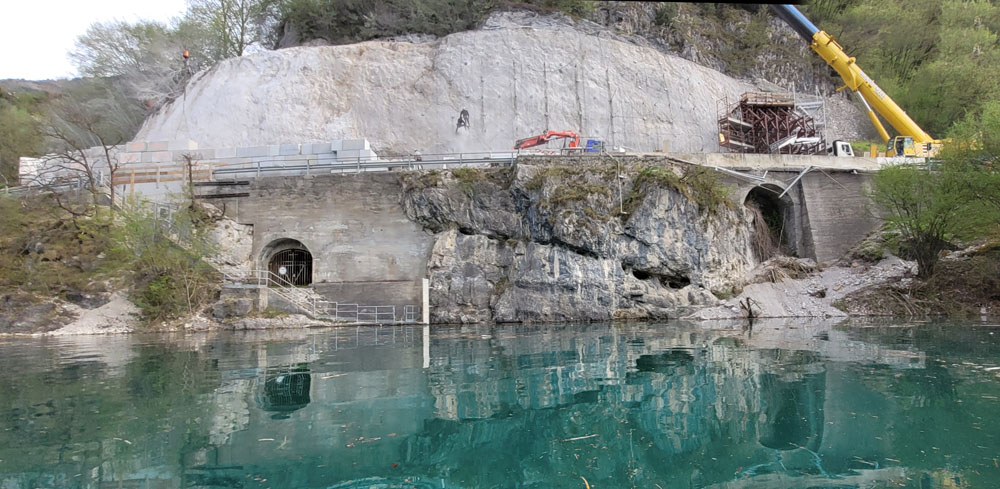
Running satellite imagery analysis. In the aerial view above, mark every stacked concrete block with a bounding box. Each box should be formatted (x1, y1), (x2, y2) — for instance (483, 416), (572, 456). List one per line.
(236, 146), (269, 158)
(167, 140), (198, 151)
(341, 139), (370, 151)
(338, 148), (377, 161)
(215, 147), (238, 159)
(302, 142), (332, 154)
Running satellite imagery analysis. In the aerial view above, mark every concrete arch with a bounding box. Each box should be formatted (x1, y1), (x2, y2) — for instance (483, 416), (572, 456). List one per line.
(260, 238), (314, 286)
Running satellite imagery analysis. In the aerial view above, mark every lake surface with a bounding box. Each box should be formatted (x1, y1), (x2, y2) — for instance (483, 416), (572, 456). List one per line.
(2, 319), (1000, 488)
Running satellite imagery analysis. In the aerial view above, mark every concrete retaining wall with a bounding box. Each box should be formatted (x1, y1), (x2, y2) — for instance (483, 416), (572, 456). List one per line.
(208, 172), (433, 311)
(798, 171), (879, 264)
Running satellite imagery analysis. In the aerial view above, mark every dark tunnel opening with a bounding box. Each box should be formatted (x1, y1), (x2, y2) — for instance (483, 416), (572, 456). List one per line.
(744, 186), (791, 261)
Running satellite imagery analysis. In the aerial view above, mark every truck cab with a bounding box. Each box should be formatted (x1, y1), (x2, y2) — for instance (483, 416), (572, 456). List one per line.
(887, 136), (940, 158)
(829, 140), (854, 157)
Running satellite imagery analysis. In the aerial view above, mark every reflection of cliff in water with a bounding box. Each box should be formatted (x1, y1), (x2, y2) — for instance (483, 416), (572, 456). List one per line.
(4, 322), (963, 489)
(758, 369), (825, 452)
(256, 363), (312, 419)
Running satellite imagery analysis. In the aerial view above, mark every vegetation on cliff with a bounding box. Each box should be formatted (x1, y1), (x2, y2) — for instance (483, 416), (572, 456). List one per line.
(0, 195), (219, 332)
(277, 0), (593, 45)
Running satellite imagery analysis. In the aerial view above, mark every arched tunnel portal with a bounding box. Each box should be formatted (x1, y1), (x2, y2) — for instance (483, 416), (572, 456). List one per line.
(743, 184), (797, 261)
(261, 238), (313, 286)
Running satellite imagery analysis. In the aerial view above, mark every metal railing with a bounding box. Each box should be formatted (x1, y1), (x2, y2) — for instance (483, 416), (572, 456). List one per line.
(404, 305), (418, 323)
(212, 151), (517, 180)
(223, 269), (420, 324)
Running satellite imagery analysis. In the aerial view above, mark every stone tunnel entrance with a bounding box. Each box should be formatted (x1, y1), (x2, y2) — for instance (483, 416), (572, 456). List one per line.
(262, 239), (313, 286)
(744, 184), (795, 261)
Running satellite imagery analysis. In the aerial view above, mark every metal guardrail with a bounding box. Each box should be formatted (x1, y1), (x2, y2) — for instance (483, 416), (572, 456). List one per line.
(212, 152), (517, 180)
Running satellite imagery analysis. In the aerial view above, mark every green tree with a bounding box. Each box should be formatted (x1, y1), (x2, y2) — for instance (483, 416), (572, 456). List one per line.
(871, 163), (969, 278)
(0, 93), (44, 185)
(109, 203), (219, 323)
(945, 99), (1000, 226)
(183, 0), (281, 58)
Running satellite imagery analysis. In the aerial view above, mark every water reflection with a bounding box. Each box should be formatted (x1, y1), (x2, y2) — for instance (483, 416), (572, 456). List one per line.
(0, 321), (998, 488)
(257, 364), (312, 419)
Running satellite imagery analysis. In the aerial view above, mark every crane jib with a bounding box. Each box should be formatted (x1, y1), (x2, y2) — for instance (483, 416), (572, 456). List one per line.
(770, 5), (819, 41)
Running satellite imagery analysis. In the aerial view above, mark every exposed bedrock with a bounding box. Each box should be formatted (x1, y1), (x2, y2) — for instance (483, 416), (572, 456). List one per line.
(135, 13), (871, 154)
(400, 155), (754, 323)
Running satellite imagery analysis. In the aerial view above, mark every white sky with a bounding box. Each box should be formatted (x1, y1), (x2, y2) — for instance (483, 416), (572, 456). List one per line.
(0, 0), (187, 80)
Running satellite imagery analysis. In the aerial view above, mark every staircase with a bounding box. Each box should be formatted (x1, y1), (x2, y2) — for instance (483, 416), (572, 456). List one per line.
(222, 269), (332, 319)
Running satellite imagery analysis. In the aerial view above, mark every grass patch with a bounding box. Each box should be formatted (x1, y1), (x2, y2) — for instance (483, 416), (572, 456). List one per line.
(256, 307), (289, 319)
(546, 184), (611, 208)
(712, 286), (742, 300)
(623, 165), (734, 219)
(0, 195), (113, 298)
(451, 167), (514, 196)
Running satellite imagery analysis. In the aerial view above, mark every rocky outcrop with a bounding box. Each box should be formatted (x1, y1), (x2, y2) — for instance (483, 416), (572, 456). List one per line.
(400, 155), (755, 323)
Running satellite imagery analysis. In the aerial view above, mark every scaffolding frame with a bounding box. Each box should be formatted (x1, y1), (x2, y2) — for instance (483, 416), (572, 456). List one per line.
(718, 91), (828, 156)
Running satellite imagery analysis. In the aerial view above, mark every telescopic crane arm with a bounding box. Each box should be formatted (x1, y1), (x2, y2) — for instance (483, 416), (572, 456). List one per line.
(770, 5), (940, 154)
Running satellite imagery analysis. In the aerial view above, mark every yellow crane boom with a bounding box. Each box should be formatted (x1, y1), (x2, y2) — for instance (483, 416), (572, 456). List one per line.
(771, 5), (942, 157)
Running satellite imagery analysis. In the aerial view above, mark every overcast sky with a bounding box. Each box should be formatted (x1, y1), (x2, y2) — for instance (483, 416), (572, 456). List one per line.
(1, 0), (187, 80)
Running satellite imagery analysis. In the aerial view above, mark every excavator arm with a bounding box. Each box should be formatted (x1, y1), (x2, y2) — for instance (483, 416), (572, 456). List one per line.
(771, 5), (940, 155)
(515, 131), (581, 150)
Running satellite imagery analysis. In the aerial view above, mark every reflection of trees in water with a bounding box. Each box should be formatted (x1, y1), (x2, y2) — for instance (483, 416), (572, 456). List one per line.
(255, 363), (311, 420)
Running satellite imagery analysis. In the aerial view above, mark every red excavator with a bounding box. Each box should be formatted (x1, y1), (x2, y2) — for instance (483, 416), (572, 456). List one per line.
(514, 130), (580, 150)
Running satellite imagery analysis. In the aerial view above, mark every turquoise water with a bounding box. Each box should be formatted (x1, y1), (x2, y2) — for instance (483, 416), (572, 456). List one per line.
(2, 320), (1000, 488)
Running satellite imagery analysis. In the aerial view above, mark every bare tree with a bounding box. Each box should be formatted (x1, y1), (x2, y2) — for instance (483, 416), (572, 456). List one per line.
(70, 21), (198, 110)
(26, 82), (139, 220)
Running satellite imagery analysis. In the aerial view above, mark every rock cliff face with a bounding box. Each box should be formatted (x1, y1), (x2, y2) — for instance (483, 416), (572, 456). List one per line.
(135, 12), (872, 154)
(400, 155), (754, 323)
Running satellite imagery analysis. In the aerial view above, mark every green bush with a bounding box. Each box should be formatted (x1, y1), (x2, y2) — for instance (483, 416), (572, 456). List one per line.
(109, 204), (219, 323)
(654, 4), (678, 27)
(280, 0), (592, 45)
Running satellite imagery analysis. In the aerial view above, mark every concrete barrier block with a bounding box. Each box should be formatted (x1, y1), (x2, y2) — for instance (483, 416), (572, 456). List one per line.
(303, 142), (331, 154)
(214, 147), (238, 159)
(339, 149), (361, 159)
(151, 151), (173, 163)
(126, 141), (147, 152)
(192, 149), (215, 160)
(267, 145), (282, 157)
(172, 150), (200, 161)
(279, 144), (300, 156)
(237, 146), (269, 158)
(141, 152), (154, 163)
(342, 139), (368, 151)
(147, 141), (170, 152)
(121, 152), (142, 164)
(167, 140), (198, 151)
(329, 140), (343, 151)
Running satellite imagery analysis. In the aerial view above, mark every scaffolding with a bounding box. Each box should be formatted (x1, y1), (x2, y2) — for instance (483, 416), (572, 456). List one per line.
(718, 91), (827, 155)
